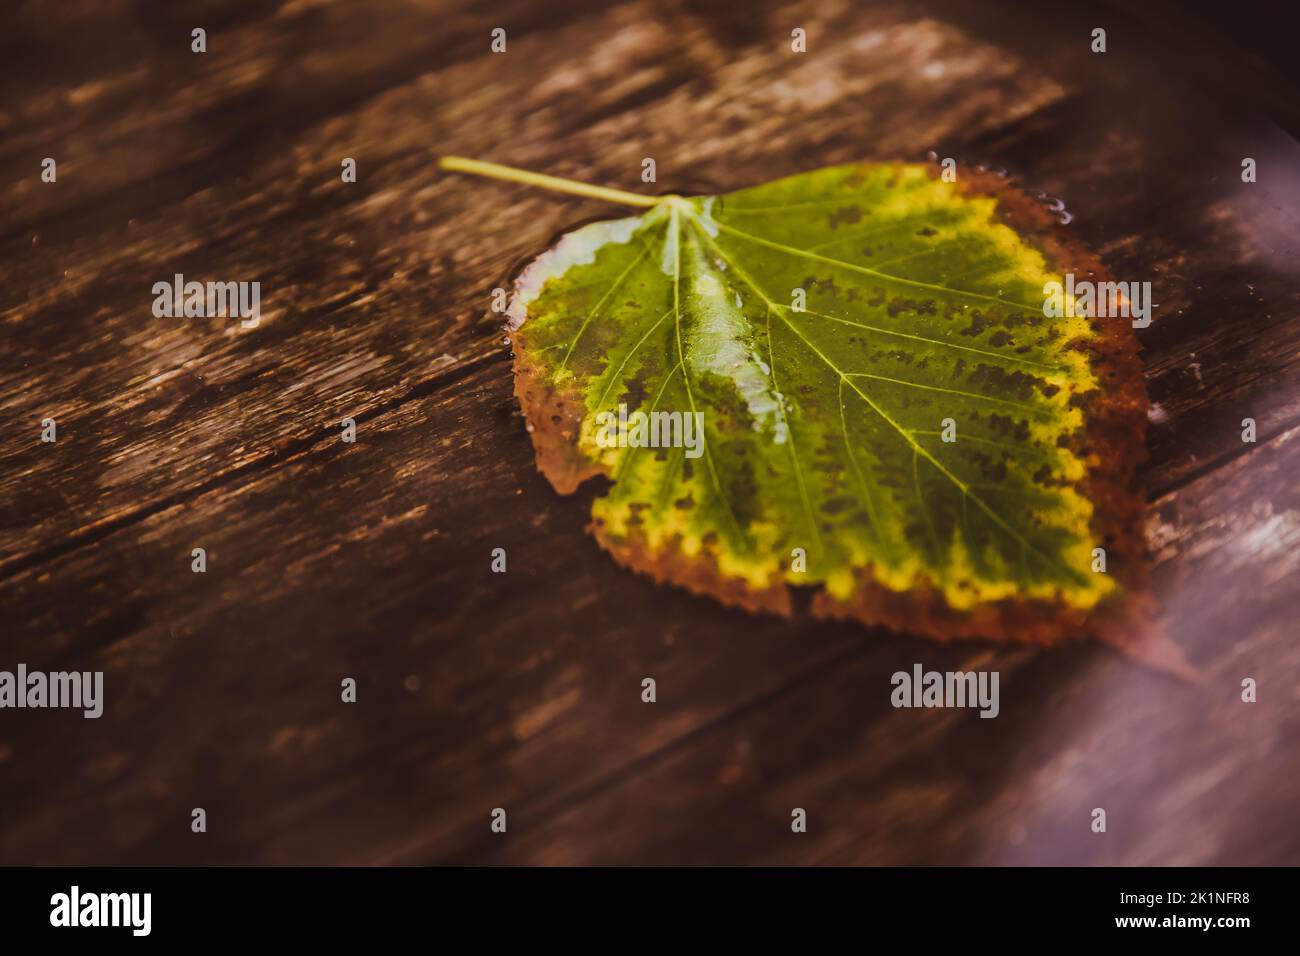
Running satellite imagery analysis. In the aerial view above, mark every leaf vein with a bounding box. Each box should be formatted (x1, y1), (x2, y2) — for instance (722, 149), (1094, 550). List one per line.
(716, 221), (1042, 315)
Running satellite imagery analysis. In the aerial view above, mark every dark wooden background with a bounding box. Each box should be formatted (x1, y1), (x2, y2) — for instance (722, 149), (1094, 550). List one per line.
(2, 0), (1298, 865)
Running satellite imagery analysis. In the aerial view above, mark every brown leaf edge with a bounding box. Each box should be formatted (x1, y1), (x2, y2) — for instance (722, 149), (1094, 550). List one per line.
(508, 163), (1186, 673)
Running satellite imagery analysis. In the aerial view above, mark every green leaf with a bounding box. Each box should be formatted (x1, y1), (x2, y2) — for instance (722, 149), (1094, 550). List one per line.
(444, 157), (1149, 643)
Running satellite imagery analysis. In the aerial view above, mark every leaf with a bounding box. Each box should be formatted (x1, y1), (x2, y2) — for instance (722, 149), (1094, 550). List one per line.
(444, 157), (1150, 645)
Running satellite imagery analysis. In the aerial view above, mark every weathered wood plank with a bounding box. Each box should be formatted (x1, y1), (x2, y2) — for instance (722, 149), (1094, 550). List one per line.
(456, 424), (1300, 866)
(3, 371), (1296, 865)
(0, 0), (619, 241)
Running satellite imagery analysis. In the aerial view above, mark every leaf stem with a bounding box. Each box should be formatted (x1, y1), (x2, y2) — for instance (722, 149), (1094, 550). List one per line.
(438, 156), (669, 208)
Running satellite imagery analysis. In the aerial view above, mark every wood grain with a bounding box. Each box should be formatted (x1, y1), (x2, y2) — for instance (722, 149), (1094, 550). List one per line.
(1, 0), (1297, 865)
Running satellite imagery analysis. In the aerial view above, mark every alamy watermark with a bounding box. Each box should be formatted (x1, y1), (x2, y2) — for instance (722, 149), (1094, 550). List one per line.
(50, 886), (150, 936)
(891, 663), (999, 718)
(595, 403), (705, 459)
(152, 273), (261, 328)
(1044, 273), (1152, 329)
(0, 664), (102, 718)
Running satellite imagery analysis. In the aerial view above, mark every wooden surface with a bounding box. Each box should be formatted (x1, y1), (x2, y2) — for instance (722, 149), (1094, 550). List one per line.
(2, 0), (1298, 865)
